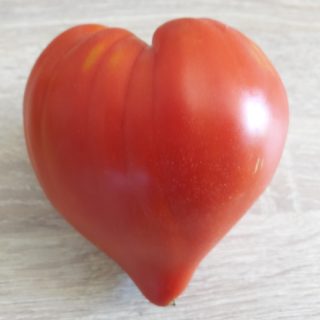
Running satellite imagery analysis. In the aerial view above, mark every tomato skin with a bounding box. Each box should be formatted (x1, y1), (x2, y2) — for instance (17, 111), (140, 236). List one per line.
(24, 18), (288, 306)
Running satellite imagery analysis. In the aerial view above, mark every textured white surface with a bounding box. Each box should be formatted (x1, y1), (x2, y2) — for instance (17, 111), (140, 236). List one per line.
(1, 1), (320, 319)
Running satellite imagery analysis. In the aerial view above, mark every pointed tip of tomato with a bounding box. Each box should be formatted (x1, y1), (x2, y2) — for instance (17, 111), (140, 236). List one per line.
(127, 265), (195, 306)
(146, 292), (179, 307)
(145, 292), (179, 307)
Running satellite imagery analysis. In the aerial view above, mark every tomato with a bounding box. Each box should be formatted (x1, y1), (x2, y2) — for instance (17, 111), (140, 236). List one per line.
(24, 18), (289, 306)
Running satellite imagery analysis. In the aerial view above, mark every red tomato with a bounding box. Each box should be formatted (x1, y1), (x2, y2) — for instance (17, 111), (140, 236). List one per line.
(24, 18), (289, 306)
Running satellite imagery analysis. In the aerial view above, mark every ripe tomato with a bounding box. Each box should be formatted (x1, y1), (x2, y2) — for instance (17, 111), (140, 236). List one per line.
(24, 18), (289, 306)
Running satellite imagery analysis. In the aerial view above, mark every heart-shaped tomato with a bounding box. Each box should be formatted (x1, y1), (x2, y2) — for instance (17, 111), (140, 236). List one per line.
(24, 18), (289, 306)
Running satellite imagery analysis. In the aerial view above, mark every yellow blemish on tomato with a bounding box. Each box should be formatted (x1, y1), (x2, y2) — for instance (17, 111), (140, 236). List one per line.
(82, 42), (107, 72)
(107, 46), (126, 70)
(253, 157), (264, 174)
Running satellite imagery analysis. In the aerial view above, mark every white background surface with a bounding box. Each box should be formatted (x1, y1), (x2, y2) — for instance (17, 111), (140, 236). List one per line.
(1, 1), (320, 319)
